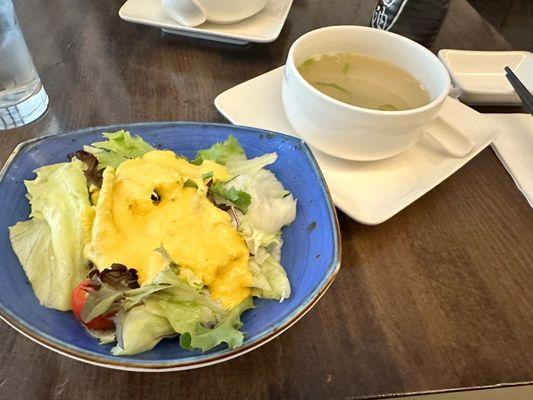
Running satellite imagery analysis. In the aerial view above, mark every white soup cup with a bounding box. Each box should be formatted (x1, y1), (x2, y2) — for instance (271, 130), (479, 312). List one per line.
(282, 26), (455, 161)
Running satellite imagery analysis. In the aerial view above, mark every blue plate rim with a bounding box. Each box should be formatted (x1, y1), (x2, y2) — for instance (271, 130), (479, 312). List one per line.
(0, 121), (341, 371)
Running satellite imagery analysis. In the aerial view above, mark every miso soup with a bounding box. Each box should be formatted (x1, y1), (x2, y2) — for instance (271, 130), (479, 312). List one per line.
(297, 52), (430, 111)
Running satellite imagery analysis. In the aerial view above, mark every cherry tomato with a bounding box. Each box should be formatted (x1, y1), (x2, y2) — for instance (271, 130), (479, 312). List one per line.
(71, 279), (115, 330)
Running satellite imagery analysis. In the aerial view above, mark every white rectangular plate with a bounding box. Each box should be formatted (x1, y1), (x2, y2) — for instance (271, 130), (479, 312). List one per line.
(119, 0), (293, 44)
(215, 67), (500, 225)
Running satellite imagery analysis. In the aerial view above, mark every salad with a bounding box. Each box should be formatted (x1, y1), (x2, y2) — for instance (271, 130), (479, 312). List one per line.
(9, 130), (297, 355)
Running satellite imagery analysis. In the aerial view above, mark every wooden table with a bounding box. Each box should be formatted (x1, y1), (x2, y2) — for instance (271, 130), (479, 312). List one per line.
(2, 0), (532, 399)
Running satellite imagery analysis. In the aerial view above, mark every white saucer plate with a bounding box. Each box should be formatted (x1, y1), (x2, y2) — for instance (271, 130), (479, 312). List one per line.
(215, 67), (500, 225)
(119, 0), (293, 45)
(438, 50), (533, 105)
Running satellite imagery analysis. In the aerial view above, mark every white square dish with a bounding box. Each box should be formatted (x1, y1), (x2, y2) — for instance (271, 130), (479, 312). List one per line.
(215, 66), (500, 224)
(438, 50), (533, 105)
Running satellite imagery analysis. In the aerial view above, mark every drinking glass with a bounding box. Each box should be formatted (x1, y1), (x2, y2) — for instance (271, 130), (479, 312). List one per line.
(0, 0), (48, 130)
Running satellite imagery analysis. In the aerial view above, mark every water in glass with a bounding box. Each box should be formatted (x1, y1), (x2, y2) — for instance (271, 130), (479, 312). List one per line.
(0, 0), (48, 130)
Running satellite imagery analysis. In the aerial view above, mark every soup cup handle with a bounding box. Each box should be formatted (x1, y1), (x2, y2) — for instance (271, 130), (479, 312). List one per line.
(161, 0), (207, 27)
(448, 83), (463, 99)
(423, 118), (474, 158)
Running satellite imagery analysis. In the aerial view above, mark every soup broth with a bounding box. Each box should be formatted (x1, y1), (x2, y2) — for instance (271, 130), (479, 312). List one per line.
(297, 52), (430, 111)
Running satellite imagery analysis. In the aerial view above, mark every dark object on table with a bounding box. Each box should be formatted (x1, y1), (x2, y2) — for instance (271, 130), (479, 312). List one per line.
(504, 66), (533, 115)
(370, 0), (450, 47)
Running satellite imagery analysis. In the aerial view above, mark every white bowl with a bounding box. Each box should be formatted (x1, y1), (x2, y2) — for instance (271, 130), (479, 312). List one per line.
(281, 26), (451, 161)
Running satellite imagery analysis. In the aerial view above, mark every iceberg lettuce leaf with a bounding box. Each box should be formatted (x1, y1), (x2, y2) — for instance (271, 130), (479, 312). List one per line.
(239, 222), (282, 258)
(9, 160), (91, 311)
(111, 302), (175, 356)
(250, 256), (291, 301)
(229, 169), (296, 233)
(226, 153), (277, 178)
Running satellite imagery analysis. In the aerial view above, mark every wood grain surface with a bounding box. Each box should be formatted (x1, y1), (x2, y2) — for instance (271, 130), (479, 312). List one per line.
(1, 0), (532, 399)
(468, 0), (533, 51)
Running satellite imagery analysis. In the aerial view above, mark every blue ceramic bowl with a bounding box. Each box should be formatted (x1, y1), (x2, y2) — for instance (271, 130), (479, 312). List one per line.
(0, 122), (340, 371)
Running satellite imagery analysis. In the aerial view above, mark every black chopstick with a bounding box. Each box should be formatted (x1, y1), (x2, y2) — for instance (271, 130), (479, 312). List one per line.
(504, 66), (533, 115)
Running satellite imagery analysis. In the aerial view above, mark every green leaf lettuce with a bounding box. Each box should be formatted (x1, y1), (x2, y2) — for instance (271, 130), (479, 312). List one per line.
(85, 130), (154, 169)
(82, 247), (254, 355)
(192, 135), (246, 166)
(208, 183), (251, 214)
(179, 297), (254, 352)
